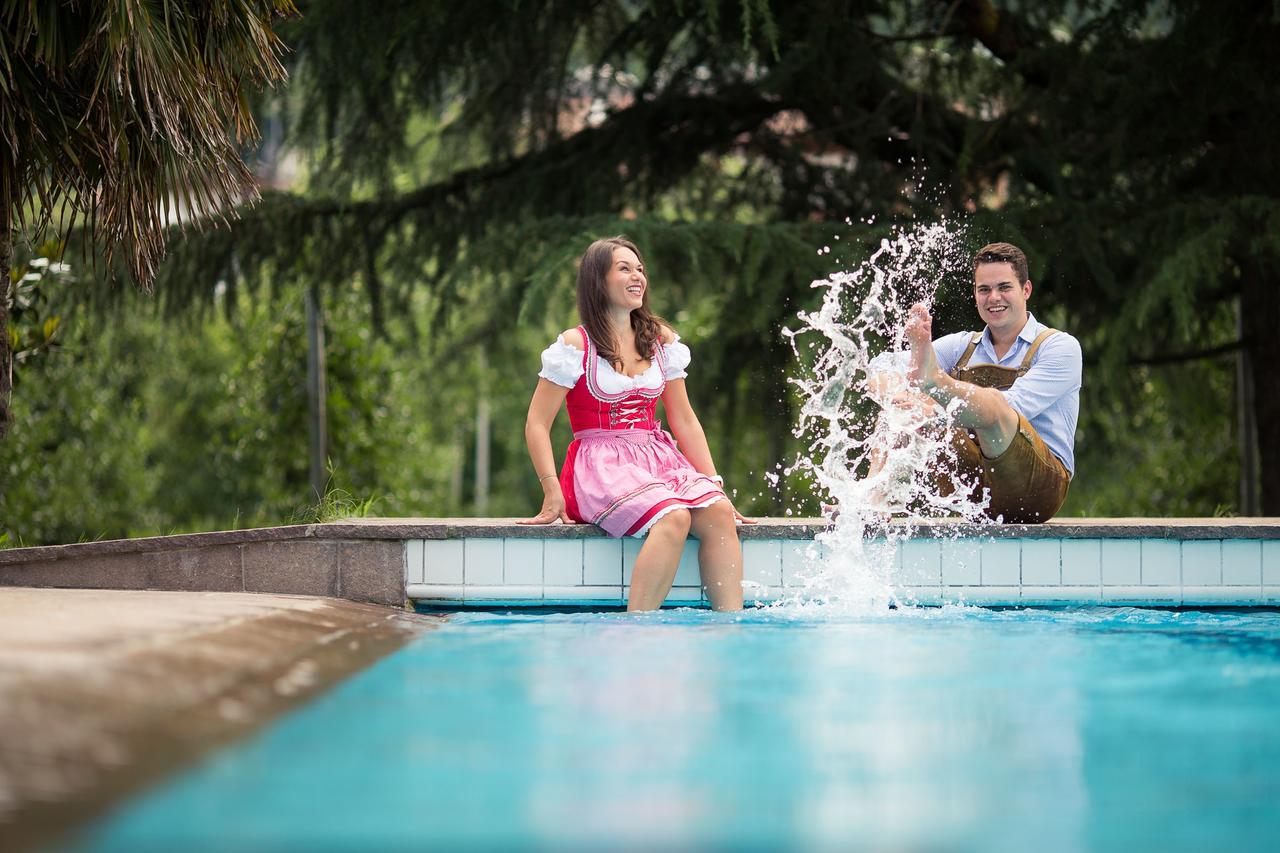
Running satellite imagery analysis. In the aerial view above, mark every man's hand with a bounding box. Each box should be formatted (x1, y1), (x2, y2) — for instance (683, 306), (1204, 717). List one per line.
(865, 361), (942, 421)
(905, 303), (941, 391)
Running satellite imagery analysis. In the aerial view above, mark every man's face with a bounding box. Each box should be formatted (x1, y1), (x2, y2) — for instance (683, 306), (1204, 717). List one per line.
(974, 262), (1031, 334)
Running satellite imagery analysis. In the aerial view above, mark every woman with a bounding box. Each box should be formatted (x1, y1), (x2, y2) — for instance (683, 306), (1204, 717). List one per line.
(520, 236), (749, 612)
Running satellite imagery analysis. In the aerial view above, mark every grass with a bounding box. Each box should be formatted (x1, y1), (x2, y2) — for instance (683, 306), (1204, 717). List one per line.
(290, 484), (381, 524)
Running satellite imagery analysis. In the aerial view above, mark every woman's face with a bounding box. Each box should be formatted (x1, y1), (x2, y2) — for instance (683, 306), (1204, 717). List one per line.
(603, 246), (646, 312)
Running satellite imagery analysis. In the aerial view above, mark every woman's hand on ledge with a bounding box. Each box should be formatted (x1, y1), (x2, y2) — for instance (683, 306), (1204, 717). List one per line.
(729, 502), (757, 525)
(520, 487), (575, 525)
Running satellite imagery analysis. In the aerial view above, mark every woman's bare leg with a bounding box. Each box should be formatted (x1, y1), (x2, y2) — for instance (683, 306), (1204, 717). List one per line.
(627, 509), (691, 612)
(690, 500), (743, 611)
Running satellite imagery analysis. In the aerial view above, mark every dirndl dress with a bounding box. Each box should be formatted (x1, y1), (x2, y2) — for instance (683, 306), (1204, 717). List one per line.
(538, 325), (727, 537)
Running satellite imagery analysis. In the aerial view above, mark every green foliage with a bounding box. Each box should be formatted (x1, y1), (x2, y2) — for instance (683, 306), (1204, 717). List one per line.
(9, 0), (1280, 538)
(1065, 359), (1240, 517)
(0, 277), (454, 543)
(6, 240), (69, 368)
(0, 315), (154, 543)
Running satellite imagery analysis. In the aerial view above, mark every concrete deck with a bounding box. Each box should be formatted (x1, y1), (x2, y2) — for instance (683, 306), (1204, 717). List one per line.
(0, 587), (441, 852)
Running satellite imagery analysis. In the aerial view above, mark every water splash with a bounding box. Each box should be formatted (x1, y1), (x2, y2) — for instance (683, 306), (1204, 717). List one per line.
(776, 218), (992, 612)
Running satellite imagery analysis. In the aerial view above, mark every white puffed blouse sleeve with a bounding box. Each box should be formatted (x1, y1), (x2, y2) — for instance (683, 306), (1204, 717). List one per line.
(538, 335), (585, 388)
(662, 336), (692, 381)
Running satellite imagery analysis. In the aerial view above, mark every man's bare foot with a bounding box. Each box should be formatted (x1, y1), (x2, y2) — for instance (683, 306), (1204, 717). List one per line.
(905, 303), (940, 390)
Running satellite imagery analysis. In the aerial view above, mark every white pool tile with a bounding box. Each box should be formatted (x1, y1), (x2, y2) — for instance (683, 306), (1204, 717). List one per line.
(748, 586), (786, 604)
(1061, 539), (1101, 585)
(899, 539), (941, 585)
(1020, 540), (1061, 585)
(1262, 541), (1280, 585)
(405, 583), (465, 601)
(673, 540), (701, 587)
(782, 540), (820, 587)
(899, 585), (943, 606)
(423, 539), (464, 585)
(543, 586), (623, 604)
(463, 538), (504, 585)
(982, 541), (1021, 585)
(849, 538), (899, 578)
(543, 539), (585, 586)
(1101, 540), (1141, 585)
(743, 581), (775, 604)
(1141, 539), (1181, 585)
(959, 586), (1021, 605)
(1221, 540), (1262, 586)
(622, 538), (642, 583)
(1022, 586), (1090, 604)
(503, 539), (544, 585)
(412, 531), (1278, 610)
(1180, 541), (1222, 586)
(941, 539), (982, 585)
(1181, 586), (1260, 605)
(583, 538), (623, 585)
(465, 584), (544, 601)
(940, 587), (979, 605)
(405, 539), (425, 585)
(1101, 585), (1180, 605)
(743, 540), (783, 587)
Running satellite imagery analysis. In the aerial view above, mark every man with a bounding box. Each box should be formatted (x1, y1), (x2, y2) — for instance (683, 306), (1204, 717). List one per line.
(867, 242), (1082, 522)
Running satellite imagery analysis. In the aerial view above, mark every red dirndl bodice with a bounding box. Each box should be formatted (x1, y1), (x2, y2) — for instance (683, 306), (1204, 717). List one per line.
(564, 325), (666, 432)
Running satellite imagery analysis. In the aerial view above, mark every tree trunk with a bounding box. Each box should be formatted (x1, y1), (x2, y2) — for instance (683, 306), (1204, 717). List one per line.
(305, 284), (328, 500)
(1236, 299), (1260, 515)
(1241, 258), (1280, 515)
(474, 396), (491, 515)
(474, 352), (490, 515)
(0, 209), (11, 441)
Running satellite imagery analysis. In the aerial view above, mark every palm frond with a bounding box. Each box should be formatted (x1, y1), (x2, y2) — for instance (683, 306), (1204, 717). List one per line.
(1, 0), (296, 286)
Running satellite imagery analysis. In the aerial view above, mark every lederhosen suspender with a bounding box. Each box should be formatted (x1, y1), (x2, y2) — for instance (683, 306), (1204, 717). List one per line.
(949, 328), (1059, 391)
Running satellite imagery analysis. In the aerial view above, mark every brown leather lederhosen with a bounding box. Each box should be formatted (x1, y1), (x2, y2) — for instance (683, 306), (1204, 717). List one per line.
(950, 328), (1059, 392)
(941, 328), (1071, 523)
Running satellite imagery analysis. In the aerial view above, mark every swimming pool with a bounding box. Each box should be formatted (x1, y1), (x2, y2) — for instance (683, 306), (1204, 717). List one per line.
(73, 606), (1280, 851)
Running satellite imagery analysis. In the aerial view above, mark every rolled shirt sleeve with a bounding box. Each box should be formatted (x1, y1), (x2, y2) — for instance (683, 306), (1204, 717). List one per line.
(1001, 333), (1083, 420)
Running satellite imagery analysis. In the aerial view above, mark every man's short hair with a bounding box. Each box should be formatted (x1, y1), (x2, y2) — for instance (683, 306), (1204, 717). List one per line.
(974, 242), (1029, 285)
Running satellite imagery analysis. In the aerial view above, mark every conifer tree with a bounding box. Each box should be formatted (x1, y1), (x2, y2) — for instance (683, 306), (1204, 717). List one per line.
(75, 1), (1280, 512)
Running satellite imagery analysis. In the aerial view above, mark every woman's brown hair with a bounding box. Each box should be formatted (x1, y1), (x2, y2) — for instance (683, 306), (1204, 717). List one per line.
(576, 236), (668, 370)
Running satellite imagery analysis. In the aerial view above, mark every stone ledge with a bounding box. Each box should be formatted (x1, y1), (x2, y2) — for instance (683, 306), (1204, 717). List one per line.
(0, 539), (410, 608)
(0, 524), (317, 566)
(4, 517), (1279, 568)
(325, 516), (1280, 541)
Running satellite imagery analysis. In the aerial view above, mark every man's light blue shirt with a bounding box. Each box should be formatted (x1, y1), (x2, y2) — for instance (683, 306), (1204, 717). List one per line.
(868, 313), (1082, 475)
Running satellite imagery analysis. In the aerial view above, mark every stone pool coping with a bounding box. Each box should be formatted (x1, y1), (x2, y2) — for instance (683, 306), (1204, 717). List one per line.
(1, 518), (1277, 609)
(2, 517), (1278, 567)
(0, 587), (442, 851)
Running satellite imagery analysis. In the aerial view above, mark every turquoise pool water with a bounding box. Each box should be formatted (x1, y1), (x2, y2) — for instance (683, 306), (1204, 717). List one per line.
(74, 606), (1280, 851)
